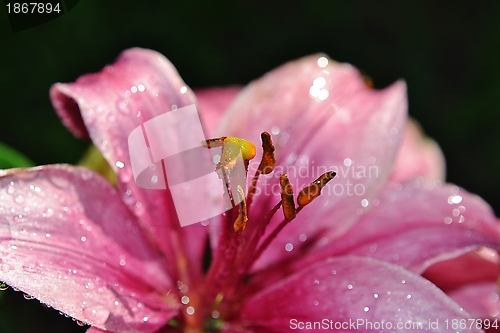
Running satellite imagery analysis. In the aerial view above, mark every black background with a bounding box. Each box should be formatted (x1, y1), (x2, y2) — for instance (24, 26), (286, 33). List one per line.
(1, 1), (499, 332)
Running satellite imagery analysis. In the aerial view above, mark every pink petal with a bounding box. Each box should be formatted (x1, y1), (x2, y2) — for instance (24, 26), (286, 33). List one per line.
(231, 256), (480, 333)
(195, 87), (241, 137)
(390, 118), (446, 182)
(221, 55), (407, 270)
(447, 282), (500, 321)
(255, 180), (500, 286)
(424, 249), (499, 291)
(50, 48), (208, 283)
(0, 165), (176, 332)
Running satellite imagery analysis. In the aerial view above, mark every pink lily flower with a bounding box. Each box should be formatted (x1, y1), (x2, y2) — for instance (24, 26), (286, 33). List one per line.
(1, 48), (499, 333)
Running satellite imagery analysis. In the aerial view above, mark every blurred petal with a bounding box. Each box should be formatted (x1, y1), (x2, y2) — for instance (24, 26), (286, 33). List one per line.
(195, 87), (241, 137)
(221, 55), (407, 269)
(0, 165), (176, 332)
(232, 256), (480, 333)
(50, 48), (208, 283)
(424, 249), (500, 291)
(390, 119), (446, 182)
(447, 282), (500, 321)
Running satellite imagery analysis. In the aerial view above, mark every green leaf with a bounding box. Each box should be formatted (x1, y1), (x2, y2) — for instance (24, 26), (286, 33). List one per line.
(0, 142), (34, 169)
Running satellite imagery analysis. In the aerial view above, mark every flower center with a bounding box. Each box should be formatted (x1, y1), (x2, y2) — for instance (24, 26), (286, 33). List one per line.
(173, 132), (335, 332)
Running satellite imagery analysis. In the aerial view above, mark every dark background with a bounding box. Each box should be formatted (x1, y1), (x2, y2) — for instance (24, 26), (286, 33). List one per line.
(1, 1), (499, 332)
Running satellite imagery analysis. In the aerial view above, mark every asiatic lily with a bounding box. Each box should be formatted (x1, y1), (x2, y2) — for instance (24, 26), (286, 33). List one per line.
(0, 48), (499, 333)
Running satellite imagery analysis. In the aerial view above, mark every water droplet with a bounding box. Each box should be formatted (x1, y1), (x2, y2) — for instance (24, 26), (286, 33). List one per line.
(119, 259), (126, 266)
(14, 195), (24, 204)
(361, 199), (369, 207)
(347, 284), (353, 290)
(7, 184), (15, 194)
(313, 300), (319, 306)
(81, 236), (87, 242)
(212, 310), (220, 319)
(373, 293), (379, 299)
(42, 208), (54, 218)
(299, 234), (307, 242)
(186, 306), (195, 315)
(143, 316), (149, 322)
(23, 293), (34, 300)
(448, 195), (463, 204)
(401, 279), (406, 284)
(151, 175), (159, 183)
(364, 306), (370, 312)
(49, 175), (70, 189)
(181, 296), (190, 304)
(45, 233), (51, 238)
(271, 126), (280, 135)
(314, 279), (320, 285)
(76, 320), (86, 326)
(115, 161), (125, 169)
(343, 158), (352, 167)
(444, 217), (452, 224)
(180, 86), (187, 94)
(317, 56), (328, 68)
(284, 243), (293, 252)
(0, 283), (9, 291)
(406, 294), (412, 299)
(331, 270), (337, 275)
(83, 305), (110, 325)
(131, 86), (138, 93)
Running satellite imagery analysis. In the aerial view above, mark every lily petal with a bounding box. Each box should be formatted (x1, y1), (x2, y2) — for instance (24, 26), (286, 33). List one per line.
(50, 48), (208, 283)
(0, 165), (176, 332)
(447, 282), (500, 321)
(298, 180), (499, 276)
(195, 87), (241, 137)
(232, 256), (480, 333)
(390, 119), (446, 182)
(221, 55), (406, 269)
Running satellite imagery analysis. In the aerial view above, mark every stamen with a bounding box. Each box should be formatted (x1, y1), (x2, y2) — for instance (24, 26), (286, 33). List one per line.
(233, 185), (248, 233)
(279, 174), (296, 221)
(258, 132), (276, 174)
(203, 136), (256, 170)
(297, 171), (336, 207)
(247, 132), (276, 207)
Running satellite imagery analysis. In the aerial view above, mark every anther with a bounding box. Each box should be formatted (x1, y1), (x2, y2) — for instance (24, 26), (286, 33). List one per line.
(233, 185), (248, 233)
(258, 132), (276, 174)
(279, 174), (296, 221)
(297, 171), (336, 207)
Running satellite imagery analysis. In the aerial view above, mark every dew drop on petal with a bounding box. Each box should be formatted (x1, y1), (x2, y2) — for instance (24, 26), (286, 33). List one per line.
(373, 293), (379, 299)
(284, 243), (294, 252)
(347, 284), (353, 290)
(115, 161), (125, 169)
(143, 316), (149, 322)
(83, 305), (110, 325)
(317, 56), (328, 68)
(181, 296), (190, 304)
(364, 306), (369, 312)
(186, 306), (195, 315)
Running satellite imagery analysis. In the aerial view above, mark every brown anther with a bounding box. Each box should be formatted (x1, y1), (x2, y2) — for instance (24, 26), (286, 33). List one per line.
(233, 185), (248, 233)
(258, 132), (276, 175)
(280, 174), (296, 221)
(297, 171), (336, 207)
(202, 137), (227, 148)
